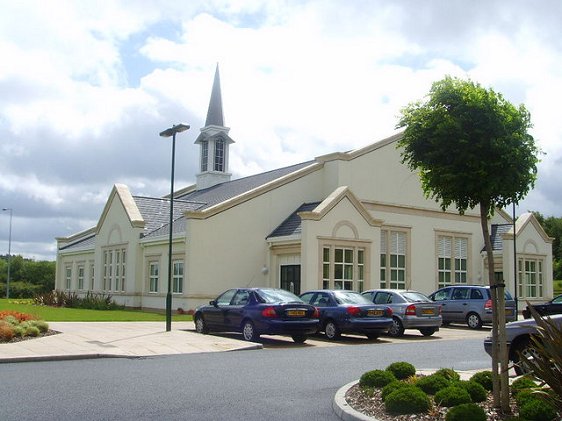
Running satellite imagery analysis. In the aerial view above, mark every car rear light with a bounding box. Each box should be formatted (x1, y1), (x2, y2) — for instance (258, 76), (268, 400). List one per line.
(405, 304), (416, 316)
(385, 307), (393, 317)
(485, 299), (492, 310)
(438, 305), (442, 315)
(312, 307), (320, 318)
(261, 306), (277, 318)
(346, 306), (362, 316)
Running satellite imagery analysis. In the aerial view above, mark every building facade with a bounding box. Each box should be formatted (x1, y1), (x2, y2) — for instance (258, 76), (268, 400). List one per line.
(55, 67), (554, 312)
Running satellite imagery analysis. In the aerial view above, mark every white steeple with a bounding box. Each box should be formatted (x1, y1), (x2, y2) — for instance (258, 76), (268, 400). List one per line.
(194, 64), (234, 190)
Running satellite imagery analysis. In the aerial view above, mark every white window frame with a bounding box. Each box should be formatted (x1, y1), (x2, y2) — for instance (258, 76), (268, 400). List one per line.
(149, 262), (159, 293)
(518, 256), (544, 299)
(77, 265), (85, 290)
(380, 229), (408, 289)
(65, 266), (72, 290)
(102, 247), (127, 293)
(321, 243), (368, 291)
(172, 260), (184, 294)
(437, 234), (469, 289)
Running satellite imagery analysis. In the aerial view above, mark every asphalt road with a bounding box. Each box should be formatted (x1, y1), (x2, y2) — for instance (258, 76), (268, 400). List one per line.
(0, 329), (491, 421)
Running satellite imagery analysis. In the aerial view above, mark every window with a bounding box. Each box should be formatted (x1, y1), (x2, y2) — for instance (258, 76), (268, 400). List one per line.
(173, 261), (184, 294)
(322, 245), (366, 291)
(77, 265), (84, 290)
(149, 262), (159, 293)
(437, 235), (468, 288)
(103, 247), (127, 292)
(380, 230), (407, 289)
(518, 257), (544, 298)
(65, 266), (72, 290)
(214, 138), (224, 171)
(201, 140), (208, 172)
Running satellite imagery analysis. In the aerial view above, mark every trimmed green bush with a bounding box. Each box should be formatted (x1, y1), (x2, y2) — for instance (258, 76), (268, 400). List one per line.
(434, 368), (461, 382)
(470, 370), (493, 391)
(384, 385), (431, 415)
(25, 325), (40, 337)
(511, 376), (537, 397)
(434, 386), (472, 407)
(416, 374), (451, 395)
(445, 403), (486, 421)
(359, 369), (396, 388)
(515, 389), (539, 408)
(381, 381), (411, 401)
(456, 380), (487, 403)
(29, 320), (49, 333)
(519, 398), (558, 421)
(386, 361), (416, 380)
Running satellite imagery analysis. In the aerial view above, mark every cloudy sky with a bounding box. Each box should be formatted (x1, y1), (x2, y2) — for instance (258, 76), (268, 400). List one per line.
(1, 0), (562, 261)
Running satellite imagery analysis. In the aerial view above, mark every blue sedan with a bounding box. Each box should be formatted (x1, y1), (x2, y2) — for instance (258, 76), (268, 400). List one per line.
(299, 290), (393, 340)
(194, 288), (320, 343)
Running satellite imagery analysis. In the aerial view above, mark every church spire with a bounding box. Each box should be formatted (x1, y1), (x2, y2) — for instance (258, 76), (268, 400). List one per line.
(194, 64), (235, 191)
(205, 64), (224, 127)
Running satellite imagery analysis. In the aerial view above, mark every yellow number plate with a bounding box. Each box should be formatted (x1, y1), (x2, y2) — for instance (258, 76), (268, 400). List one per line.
(287, 310), (305, 317)
(422, 309), (434, 315)
(368, 309), (384, 316)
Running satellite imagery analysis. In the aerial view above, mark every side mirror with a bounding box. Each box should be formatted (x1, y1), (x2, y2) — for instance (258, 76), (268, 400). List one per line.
(210, 300), (218, 307)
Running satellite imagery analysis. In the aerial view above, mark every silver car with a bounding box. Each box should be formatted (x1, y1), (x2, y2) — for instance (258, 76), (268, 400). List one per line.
(429, 285), (517, 329)
(483, 314), (562, 375)
(362, 289), (442, 337)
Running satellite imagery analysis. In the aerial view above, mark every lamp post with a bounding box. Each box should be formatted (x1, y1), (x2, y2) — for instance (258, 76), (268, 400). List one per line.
(159, 124), (190, 332)
(2, 208), (12, 299)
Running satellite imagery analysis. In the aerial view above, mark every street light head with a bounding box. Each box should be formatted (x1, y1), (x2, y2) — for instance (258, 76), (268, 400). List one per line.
(159, 124), (190, 138)
(2, 208), (11, 212)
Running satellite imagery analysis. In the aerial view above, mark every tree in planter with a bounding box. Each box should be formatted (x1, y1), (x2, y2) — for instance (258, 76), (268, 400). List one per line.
(397, 76), (540, 412)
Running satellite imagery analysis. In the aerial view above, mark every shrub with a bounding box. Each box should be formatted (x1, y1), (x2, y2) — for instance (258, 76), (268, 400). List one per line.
(434, 386), (472, 407)
(0, 321), (14, 342)
(511, 376), (538, 397)
(381, 381), (411, 401)
(445, 403), (486, 421)
(29, 320), (49, 333)
(25, 326), (40, 337)
(386, 362), (416, 380)
(359, 369), (396, 388)
(456, 380), (487, 403)
(434, 368), (460, 382)
(470, 370), (493, 391)
(416, 374), (451, 395)
(384, 385), (431, 415)
(519, 398), (558, 421)
(516, 389), (540, 408)
(0, 310), (37, 322)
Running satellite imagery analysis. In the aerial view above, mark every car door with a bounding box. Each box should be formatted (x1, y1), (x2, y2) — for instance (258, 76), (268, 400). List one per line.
(310, 292), (335, 323)
(205, 289), (237, 329)
(430, 288), (453, 321)
(224, 289), (251, 330)
(447, 287), (471, 321)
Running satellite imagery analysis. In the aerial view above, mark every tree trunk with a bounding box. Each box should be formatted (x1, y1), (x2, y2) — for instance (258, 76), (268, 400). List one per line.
(480, 202), (511, 412)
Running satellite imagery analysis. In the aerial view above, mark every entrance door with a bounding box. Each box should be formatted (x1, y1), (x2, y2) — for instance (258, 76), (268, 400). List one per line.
(280, 265), (301, 295)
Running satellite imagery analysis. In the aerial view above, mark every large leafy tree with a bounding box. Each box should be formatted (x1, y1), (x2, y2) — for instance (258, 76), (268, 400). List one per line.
(397, 76), (540, 411)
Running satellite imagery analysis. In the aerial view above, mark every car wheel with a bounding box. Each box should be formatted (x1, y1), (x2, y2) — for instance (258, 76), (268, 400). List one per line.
(324, 320), (341, 340)
(466, 312), (483, 329)
(242, 320), (259, 342)
(388, 317), (405, 337)
(291, 334), (307, 343)
(512, 337), (538, 376)
(419, 327), (436, 336)
(366, 333), (380, 340)
(194, 315), (208, 334)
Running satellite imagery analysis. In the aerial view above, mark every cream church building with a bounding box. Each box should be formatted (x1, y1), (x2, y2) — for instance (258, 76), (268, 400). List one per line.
(55, 67), (554, 312)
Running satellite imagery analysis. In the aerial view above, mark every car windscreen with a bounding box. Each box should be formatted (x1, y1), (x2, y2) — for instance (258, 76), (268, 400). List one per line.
(333, 291), (372, 305)
(401, 292), (431, 303)
(256, 289), (303, 304)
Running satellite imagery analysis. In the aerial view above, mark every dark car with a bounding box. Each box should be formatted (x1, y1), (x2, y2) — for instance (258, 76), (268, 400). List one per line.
(483, 314), (562, 375)
(194, 288), (320, 343)
(362, 289), (442, 337)
(299, 290), (393, 340)
(429, 285), (517, 329)
(522, 294), (562, 319)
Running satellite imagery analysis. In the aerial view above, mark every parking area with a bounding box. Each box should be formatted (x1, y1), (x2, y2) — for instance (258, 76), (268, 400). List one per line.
(199, 324), (492, 349)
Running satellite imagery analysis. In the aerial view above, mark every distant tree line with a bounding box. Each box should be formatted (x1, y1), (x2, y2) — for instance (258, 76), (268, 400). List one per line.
(0, 255), (55, 298)
(532, 212), (562, 280)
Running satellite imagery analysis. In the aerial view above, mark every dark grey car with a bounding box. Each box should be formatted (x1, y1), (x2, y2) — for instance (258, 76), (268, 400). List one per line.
(483, 314), (562, 375)
(429, 285), (517, 329)
(362, 289), (442, 337)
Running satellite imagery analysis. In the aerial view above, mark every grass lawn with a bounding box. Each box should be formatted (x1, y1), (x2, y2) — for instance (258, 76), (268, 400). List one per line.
(0, 299), (193, 322)
(554, 280), (562, 295)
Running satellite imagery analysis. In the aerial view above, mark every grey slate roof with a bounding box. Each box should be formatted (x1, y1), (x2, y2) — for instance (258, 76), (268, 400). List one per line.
(59, 234), (96, 251)
(267, 202), (321, 239)
(177, 160), (315, 208)
(489, 224), (513, 251)
(134, 196), (204, 236)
